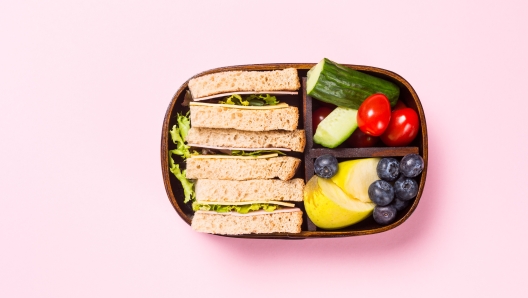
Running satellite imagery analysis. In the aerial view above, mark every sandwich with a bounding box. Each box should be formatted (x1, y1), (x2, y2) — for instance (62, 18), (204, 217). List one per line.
(168, 68), (305, 235)
(191, 179), (304, 235)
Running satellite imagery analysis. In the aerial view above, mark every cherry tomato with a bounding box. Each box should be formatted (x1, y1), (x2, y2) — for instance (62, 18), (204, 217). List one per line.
(312, 107), (334, 132)
(392, 100), (407, 111)
(346, 128), (379, 147)
(357, 94), (392, 136)
(380, 108), (420, 146)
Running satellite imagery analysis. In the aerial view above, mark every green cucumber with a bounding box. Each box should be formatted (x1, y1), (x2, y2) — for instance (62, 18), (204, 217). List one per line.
(314, 107), (358, 148)
(307, 58), (400, 109)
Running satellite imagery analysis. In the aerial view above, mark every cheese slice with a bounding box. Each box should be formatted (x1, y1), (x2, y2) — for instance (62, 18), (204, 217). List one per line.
(189, 153), (279, 159)
(193, 91), (298, 101)
(195, 201), (295, 207)
(189, 102), (289, 110)
(186, 144), (291, 152)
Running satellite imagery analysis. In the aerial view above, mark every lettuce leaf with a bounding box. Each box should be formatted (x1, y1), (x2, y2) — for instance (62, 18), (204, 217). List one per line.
(177, 112), (191, 140)
(219, 94), (279, 106)
(169, 112), (195, 203)
(219, 94), (249, 106)
(169, 151), (195, 203)
(169, 112), (192, 159)
(230, 150), (286, 156)
(192, 202), (280, 214)
(246, 94), (280, 106)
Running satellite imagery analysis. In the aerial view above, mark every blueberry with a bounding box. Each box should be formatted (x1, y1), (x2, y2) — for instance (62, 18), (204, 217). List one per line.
(391, 198), (410, 211)
(373, 205), (397, 225)
(314, 154), (338, 178)
(368, 180), (394, 206)
(400, 154), (424, 178)
(394, 176), (418, 200)
(377, 158), (400, 181)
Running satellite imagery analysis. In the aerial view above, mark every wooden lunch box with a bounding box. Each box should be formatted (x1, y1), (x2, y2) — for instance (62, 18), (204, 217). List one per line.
(161, 63), (428, 239)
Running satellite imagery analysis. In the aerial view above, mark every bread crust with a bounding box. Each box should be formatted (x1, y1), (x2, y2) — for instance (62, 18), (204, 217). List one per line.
(186, 127), (306, 152)
(188, 68), (300, 99)
(189, 105), (299, 131)
(195, 178), (304, 202)
(186, 156), (301, 181)
(191, 209), (303, 235)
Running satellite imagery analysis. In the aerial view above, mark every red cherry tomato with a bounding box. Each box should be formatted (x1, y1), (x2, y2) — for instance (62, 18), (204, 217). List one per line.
(312, 107), (334, 132)
(357, 94), (392, 136)
(346, 128), (379, 147)
(392, 100), (407, 111)
(380, 108), (420, 146)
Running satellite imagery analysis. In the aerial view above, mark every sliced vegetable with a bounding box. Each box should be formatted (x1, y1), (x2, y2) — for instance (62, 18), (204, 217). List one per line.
(313, 107), (358, 148)
(312, 107), (334, 132)
(307, 58), (400, 109)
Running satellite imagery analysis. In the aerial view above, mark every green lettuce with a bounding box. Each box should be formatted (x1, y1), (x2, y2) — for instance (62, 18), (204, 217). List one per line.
(169, 112), (192, 159)
(219, 94), (249, 106)
(168, 112), (195, 203)
(177, 112), (190, 140)
(246, 94), (280, 106)
(230, 150), (286, 156)
(169, 151), (195, 203)
(192, 202), (280, 214)
(219, 94), (279, 106)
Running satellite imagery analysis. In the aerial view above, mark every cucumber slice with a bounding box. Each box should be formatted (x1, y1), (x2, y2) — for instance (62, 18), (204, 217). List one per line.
(313, 107), (358, 148)
(306, 59), (324, 94)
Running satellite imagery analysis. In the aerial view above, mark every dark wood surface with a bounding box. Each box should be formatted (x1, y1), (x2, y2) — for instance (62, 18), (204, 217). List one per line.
(161, 63), (428, 239)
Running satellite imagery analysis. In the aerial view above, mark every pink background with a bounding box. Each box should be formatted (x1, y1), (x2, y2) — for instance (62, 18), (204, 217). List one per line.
(2, 1), (527, 297)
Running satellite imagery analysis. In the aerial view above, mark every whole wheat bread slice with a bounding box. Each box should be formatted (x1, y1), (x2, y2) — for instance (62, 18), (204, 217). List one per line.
(192, 209), (303, 235)
(186, 127), (306, 152)
(189, 105), (298, 131)
(188, 68), (300, 99)
(195, 178), (304, 202)
(186, 156), (301, 181)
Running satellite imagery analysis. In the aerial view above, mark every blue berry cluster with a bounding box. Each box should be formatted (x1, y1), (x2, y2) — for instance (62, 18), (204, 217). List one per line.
(370, 154), (424, 225)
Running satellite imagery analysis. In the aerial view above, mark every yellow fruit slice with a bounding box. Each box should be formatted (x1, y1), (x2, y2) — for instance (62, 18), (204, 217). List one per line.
(331, 158), (380, 203)
(304, 176), (375, 230)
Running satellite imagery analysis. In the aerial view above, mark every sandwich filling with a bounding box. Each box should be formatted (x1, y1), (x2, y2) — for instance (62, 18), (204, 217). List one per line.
(194, 207), (301, 217)
(219, 93), (280, 106)
(185, 144), (292, 152)
(189, 153), (280, 159)
(192, 201), (295, 214)
(192, 91), (298, 101)
(189, 102), (289, 110)
(190, 93), (288, 109)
